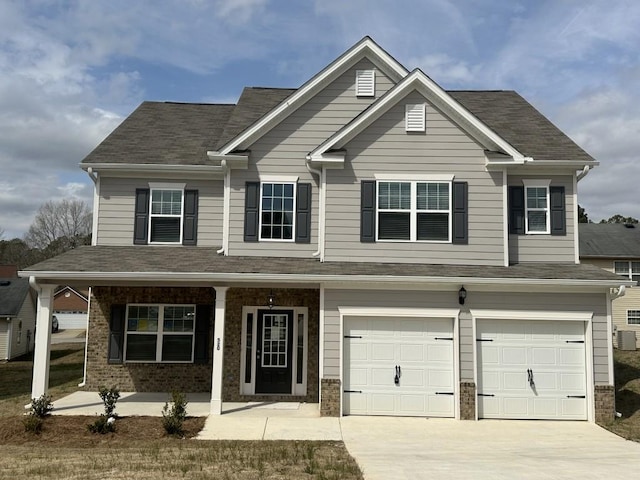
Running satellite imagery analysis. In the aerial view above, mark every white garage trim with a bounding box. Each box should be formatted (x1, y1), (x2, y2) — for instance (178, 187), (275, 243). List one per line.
(470, 309), (594, 422)
(339, 307), (460, 418)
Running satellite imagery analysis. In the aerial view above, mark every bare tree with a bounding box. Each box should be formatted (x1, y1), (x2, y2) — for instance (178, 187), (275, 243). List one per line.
(0, 226), (4, 239)
(24, 199), (92, 251)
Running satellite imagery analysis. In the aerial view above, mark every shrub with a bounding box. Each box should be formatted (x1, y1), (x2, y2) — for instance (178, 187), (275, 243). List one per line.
(87, 415), (116, 434)
(98, 386), (120, 417)
(29, 394), (53, 418)
(162, 391), (188, 436)
(23, 415), (43, 434)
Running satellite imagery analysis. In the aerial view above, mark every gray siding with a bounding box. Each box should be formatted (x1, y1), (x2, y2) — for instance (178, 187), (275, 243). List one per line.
(9, 296), (36, 359)
(324, 91), (505, 265)
(228, 59), (396, 257)
(508, 175), (576, 263)
(323, 288), (610, 385)
(97, 177), (223, 247)
(0, 320), (8, 360)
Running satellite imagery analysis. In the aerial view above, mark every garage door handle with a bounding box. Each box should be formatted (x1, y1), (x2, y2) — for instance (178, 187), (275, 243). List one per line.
(344, 390), (362, 393)
(435, 337), (453, 341)
(344, 335), (362, 339)
(566, 340), (585, 344)
(435, 392), (454, 395)
(478, 393), (495, 397)
(567, 395), (586, 399)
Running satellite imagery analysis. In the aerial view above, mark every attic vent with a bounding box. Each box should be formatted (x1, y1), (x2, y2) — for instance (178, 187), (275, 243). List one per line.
(356, 70), (375, 97)
(405, 103), (426, 132)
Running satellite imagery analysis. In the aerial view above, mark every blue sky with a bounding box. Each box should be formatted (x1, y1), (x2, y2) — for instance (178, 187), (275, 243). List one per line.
(1, 0), (639, 239)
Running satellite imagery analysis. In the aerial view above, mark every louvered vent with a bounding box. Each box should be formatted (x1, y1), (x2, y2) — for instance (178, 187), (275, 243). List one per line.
(405, 103), (426, 132)
(356, 70), (375, 97)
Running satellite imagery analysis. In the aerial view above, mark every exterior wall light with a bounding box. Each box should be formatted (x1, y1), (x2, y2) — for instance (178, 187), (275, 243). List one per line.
(267, 290), (276, 309)
(458, 286), (467, 305)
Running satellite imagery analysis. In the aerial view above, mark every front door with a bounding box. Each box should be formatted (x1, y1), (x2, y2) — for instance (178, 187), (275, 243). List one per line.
(255, 310), (294, 394)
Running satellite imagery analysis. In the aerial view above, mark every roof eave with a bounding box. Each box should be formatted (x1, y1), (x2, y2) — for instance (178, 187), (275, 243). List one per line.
(81, 163), (228, 178)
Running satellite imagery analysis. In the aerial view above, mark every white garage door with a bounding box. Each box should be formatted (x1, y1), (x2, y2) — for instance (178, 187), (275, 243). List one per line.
(54, 313), (88, 330)
(477, 320), (587, 420)
(343, 316), (455, 417)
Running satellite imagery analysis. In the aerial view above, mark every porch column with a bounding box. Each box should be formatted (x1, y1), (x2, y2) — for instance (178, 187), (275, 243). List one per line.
(210, 286), (228, 415)
(31, 283), (56, 400)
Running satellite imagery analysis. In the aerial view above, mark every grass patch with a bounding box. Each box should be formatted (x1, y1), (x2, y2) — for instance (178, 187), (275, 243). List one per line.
(601, 349), (640, 441)
(0, 343), (84, 417)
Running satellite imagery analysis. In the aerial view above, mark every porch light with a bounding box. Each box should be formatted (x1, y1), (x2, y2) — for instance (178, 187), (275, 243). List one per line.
(267, 290), (276, 309)
(458, 286), (467, 305)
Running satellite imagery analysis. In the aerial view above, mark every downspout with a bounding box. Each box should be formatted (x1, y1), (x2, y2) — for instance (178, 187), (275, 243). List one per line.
(78, 287), (92, 387)
(87, 168), (99, 246)
(577, 165), (590, 182)
(217, 160), (230, 255)
(305, 157), (324, 261)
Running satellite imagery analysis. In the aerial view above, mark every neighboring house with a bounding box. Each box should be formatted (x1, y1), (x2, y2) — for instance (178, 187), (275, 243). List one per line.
(22, 37), (630, 423)
(580, 223), (640, 347)
(0, 277), (36, 360)
(53, 286), (89, 330)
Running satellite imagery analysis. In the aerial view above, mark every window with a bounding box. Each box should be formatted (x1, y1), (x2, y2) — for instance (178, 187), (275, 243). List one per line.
(356, 69), (375, 97)
(150, 189), (183, 243)
(614, 261), (640, 283)
(377, 181), (450, 241)
(125, 304), (195, 362)
(405, 103), (426, 132)
(628, 310), (640, 325)
(260, 183), (295, 240)
(523, 180), (550, 234)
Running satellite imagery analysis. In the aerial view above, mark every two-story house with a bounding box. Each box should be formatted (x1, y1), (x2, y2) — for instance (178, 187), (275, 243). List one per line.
(580, 223), (640, 348)
(22, 37), (630, 423)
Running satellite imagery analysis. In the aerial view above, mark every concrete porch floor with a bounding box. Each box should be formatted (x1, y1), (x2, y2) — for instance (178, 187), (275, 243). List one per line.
(51, 392), (339, 440)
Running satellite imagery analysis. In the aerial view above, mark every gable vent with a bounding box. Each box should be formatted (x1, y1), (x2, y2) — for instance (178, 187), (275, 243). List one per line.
(356, 70), (375, 97)
(406, 103), (426, 132)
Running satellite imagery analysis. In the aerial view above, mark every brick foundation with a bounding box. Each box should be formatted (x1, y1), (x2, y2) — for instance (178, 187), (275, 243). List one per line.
(460, 381), (476, 420)
(320, 378), (341, 417)
(594, 385), (615, 424)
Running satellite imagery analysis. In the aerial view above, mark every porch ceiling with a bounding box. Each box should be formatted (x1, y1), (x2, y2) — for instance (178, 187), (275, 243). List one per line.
(19, 245), (629, 289)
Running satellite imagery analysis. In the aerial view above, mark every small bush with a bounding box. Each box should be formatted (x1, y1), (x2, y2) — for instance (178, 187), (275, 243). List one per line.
(162, 391), (188, 436)
(98, 386), (120, 417)
(88, 415), (116, 434)
(23, 415), (43, 434)
(29, 394), (53, 418)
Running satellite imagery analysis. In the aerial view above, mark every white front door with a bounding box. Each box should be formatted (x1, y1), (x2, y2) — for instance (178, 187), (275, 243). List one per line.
(477, 319), (587, 420)
(343, 316), (455, 417)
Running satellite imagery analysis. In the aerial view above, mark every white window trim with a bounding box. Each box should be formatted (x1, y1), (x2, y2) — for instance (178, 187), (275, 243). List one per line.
(240, 306), (308, 396)
(124, 304), (196, 363)
(376, 180), (452, 243)
(522, 179), (551, 235)
(258, 181), (297, 242)
(148, 187), (185, 245)
(627, 309), (640, 326)
(614, 260), (640, 281)
(356, 69), (375, 97)
(405, 103), (426, 132)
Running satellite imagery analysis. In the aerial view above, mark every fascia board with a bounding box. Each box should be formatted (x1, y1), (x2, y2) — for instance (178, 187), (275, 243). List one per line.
(310, 69), (525, 161)
(81, 163), (227, 179)
(21, 270), (633, 289)
(218, 38), (409, 155)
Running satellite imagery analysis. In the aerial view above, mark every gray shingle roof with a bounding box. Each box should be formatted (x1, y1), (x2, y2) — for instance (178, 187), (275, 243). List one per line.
(0, 277), (31, 317)
(22, 246), (623, 285)
(81, 87), (594, 167)
(82, 102), (236, 165)
(579, 223), (640, 258)
(449, 90), (594, 163)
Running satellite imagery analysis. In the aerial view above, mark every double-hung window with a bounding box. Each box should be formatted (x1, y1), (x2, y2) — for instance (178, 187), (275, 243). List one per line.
(614, 261), (640, 283)
(149, 189), (183, 243)
(523, 180), (550, 234)
(627, 310), (640, 325)
(125, 304), (195, 362)
(377, 180), (451, 242)
(260, 182), (295, 241)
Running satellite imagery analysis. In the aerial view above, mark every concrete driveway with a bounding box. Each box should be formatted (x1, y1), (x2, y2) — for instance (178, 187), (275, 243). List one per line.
(340, 417), (640, 480)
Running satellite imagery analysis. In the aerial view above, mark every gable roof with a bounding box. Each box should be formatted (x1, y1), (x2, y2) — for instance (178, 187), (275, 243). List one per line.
(82, 102), (235, 166)
(579, 223), (640, 258)
(0, 277), (31, 317)
(54, 286), (89, 302)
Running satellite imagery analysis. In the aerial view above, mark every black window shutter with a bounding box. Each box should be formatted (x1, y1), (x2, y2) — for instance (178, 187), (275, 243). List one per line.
(452, 181), (468, 244)
(295, 183), (312, 243)
(508, 186), (525, 235)
(133, 189), (150, 245)
(194, 304), (212, 364)
(108, 304), (126, 364)
(550, 186), (566, 236)
(244, 182), (260, 242)
(361, 180), (376, 242)
(182, 189), (198, 245)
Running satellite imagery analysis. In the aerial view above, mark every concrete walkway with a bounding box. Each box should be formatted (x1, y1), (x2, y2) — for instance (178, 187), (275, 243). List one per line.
(340, 416), (640, 480)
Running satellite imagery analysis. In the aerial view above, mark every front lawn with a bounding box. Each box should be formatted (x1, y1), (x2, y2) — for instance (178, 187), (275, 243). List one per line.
(602, 349), (640, 441)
